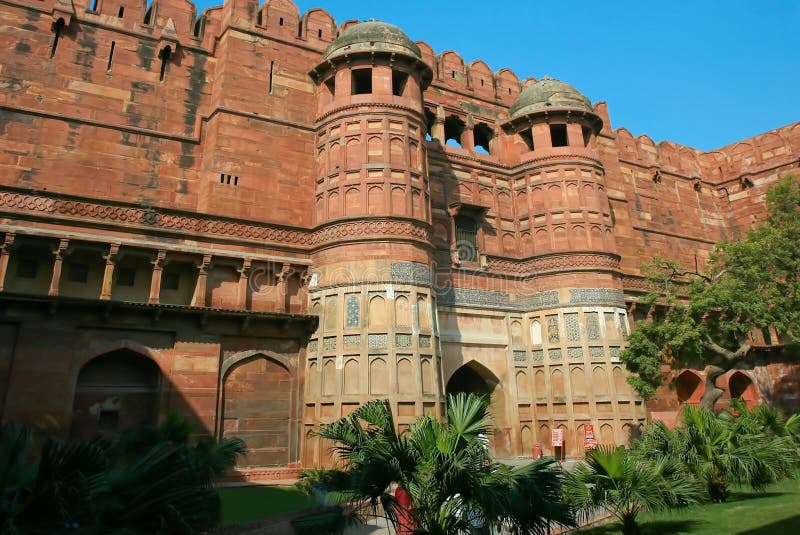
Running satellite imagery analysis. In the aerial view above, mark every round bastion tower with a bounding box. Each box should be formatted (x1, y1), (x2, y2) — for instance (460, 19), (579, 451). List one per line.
(501, 78), (646, 455)
(303, 21), (439, 466)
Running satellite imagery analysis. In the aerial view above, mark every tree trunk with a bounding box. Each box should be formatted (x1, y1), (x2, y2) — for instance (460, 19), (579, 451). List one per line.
(620, 513), (641, 535)
(699, 365), (727, 411)
(698, 339), (752, 411)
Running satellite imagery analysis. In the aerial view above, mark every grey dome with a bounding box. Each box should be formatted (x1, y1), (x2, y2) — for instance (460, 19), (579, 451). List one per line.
(509, 76), (593, 119)
(322, 21), (422, 62)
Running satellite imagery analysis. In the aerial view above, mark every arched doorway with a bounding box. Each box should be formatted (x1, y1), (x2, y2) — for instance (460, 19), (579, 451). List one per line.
(674, 370), (704, 405)
(71, 349), (161, 441)
(729, 371), (758, 408)
(221, 353), (294, 468)
(446, 361), (510, 457)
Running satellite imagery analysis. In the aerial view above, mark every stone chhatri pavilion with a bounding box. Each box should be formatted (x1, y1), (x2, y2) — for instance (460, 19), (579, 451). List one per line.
(1, 0), (798, 478)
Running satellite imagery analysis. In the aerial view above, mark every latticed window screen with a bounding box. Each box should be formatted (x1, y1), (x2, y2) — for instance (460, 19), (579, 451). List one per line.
(454, 215), (479, 262)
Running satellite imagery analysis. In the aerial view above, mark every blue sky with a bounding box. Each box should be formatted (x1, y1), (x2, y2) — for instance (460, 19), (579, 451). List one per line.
(195, 0), (799, 151)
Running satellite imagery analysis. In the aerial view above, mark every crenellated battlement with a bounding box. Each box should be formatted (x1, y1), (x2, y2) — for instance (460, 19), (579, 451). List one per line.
(613, 122), (800, 185)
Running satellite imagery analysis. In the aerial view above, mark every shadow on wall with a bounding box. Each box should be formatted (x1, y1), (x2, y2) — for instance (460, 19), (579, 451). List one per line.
(0, 306), (307, 470)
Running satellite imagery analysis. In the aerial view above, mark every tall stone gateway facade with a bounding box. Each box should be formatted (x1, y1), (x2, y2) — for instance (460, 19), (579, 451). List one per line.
(1, 0), (798, 475)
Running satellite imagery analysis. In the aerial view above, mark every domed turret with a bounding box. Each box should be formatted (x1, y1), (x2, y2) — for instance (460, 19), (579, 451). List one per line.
(322, 21), (422, 62)
(311, 21), (432, 87)
(509, 76), (594, 119)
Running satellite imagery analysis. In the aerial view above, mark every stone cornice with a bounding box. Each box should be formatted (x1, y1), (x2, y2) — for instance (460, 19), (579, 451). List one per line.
(0, 188), (434, 253)
(315, 103), (427, 126)
(0, 187), (313, 250)
(485, 252), (621, 277)
(311, 218), (432, 249)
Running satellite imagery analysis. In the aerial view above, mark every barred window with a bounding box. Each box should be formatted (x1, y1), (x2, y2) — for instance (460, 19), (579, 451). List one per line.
(455, 215), (479, 262)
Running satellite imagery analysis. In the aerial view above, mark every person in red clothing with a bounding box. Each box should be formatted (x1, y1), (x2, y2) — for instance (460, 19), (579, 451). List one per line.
(394, 486), (417, 535)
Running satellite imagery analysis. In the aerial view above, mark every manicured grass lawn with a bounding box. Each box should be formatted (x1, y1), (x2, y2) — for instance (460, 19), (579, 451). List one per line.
(217, 485), (315, 526)
(579, 478), (800, 534)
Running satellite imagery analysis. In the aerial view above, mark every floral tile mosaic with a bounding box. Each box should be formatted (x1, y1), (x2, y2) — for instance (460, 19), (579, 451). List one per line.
(323, 337), (336, 351)
(585, 312), (600, 341)
(395, 333), (412, 348)
(368, 333), (388, 349)
(589, 346), (604, 360)
(419, 335), (431, 348)
(514, 350), (527, 362)
(565, 313), (580, 342)
(568, 347), (583, 359)
(308, 339), (318, 352)
(343, 334), (360, 348)
(547, 315), (560, 344)
(533, 349), (544, 362)
(549, 348), (562, 360)
(345, 294), (360, 328)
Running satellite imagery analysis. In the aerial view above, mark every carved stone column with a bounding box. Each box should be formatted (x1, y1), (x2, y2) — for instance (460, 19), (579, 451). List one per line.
(236, 258), (253, 310)
(48, 239), (69, 296)
(276, 263), (292, 313)
(148, 250), (167, 304)
(191, 254), (212, 307)
(431, 105), (446, 143)
(100, 243), (120, 300)
(0, 233), (16, 292)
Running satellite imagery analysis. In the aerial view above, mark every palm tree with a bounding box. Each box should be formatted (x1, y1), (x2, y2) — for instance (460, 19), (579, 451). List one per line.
(0, 422), (222, 533)
(299, 393), (574, 534)
(118, 410), (247, 479)
(634, 404), (798, 502)
(564, 445), (701, 535)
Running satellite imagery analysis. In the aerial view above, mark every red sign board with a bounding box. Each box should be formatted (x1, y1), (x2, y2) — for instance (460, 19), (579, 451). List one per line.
(551, 428), (564, 447)
(584, 424), (597, 450)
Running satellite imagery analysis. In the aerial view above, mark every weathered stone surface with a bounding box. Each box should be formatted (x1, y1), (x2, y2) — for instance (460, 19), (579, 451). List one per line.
(0, 0), (797, 470)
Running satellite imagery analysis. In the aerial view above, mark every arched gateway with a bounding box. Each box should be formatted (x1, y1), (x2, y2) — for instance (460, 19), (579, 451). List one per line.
(446, 361), (511, 457)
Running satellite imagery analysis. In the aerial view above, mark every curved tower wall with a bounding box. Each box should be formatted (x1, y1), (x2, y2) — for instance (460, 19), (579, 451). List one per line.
(498, 106), (645, 456)
(303, 44), (443, 466)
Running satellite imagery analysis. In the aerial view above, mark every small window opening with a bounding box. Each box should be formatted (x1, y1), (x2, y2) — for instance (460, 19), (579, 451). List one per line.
(351, 68), (372, 95)
(90, 0), (99, 12)
(550, 124), (568, 147)
(444, 115), (465, 148)
(582, 125), (592, 147)
(50, 18), (65, 59)
(298, 20), (303, 37)
(161, 271), (180, 290)
(158, 45), (171, 82)
(318, 28), (323, 39)
(451, 70), (455, 79)
(392, 70), (408, 96)
(323, 76), (336, 97)
(67, 263), (89, 283)
(508, 87), (512, 95)
(257, 11), (263, 26)
(193, 16), (205, 37)
(116, 267), (136, 287)
(473, 123), (493, 155)
(454, 215), (479, 262)
(16, 258), (38, 279)
(268, 60), (275, 94)
(118, 6), (124, 18)
(279, 17), (284, 26)
(98, 410), (120, 434)
(519, 129), (534, 151)
(143, 5), (154, 25)
(106, 41), (115, 72)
